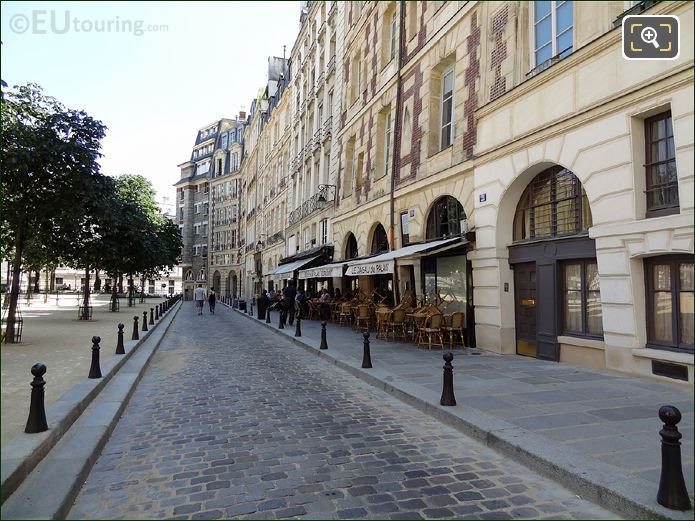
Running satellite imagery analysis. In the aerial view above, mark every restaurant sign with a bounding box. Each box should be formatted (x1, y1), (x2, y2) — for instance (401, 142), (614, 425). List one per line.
(345, 260), (395, 276)
(298, 264), (344, 280)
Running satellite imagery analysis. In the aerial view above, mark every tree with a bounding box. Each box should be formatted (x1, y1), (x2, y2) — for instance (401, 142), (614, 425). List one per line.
(1, 83), (106, 342)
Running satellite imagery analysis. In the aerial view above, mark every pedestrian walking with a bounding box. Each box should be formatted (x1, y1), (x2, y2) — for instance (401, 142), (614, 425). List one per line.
(208, 289), (216, 314)
(194, 284), (206, 316)
(281, 280), (297, 327)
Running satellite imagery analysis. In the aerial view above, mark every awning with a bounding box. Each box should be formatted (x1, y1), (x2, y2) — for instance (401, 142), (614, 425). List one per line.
(266, 255), (320, 277)
(345, 237), (465, 276)
(298, 261), (346, 280)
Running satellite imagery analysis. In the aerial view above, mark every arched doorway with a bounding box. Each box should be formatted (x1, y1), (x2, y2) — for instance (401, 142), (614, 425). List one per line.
(212, 271), (221, 293)
(345, 233), (359, 259)
(225, 274), (231, 297)
(509, 165), (601, 361)
(421, 196), (473, 344)
(370, 223), (389, 254)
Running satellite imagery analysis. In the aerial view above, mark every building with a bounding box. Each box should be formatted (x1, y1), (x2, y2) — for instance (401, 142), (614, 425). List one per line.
(175, 118), (240, 300)
(180, 1), (694, 384)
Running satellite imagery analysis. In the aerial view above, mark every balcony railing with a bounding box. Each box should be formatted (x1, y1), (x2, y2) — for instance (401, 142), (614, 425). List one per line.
(316, 72), (325, 88)
(613, 0), (656, 26)
(267, 231), (285, 246)
(526, 46), (572, 78)
(328, 2), (336, 17)
(327, 56), (336, 76)
(313, 129), (322, 149)
(307, 86), (315, 99)
(288, 184), (336, 227)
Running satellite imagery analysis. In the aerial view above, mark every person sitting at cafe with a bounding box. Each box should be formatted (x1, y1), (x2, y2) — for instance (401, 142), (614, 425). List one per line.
(319, 288), (332, 320)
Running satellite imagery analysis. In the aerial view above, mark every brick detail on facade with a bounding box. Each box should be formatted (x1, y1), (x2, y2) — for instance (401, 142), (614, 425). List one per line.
(489, 7), (508, 102)
(395, 64), (424, 186)
(462, 12), (481, 159)
(403, 2), (428, 65)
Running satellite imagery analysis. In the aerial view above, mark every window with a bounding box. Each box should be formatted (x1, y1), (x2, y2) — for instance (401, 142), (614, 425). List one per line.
(383, 109), (392, 177)
(216, 158), (222, 176)
(645, 111), (678, 217)
(345, 233), (359, 259)
(562, 260), (603, 337)
(355, 152), (364, 191)
(343, 137), (355, 196)
(400, 212), (410, 245)
(513, 166), (592, 241)
(407, 1), (418, 40)
(221, 134), (228, 149)
(371, 224), (389, 254)
(426, 196), (465, 240)
(55, 277), (64, 285)
(389, 11), (398, 60)
(440, 67), (454, 149)
(320, 219), (328, 245)
(533, 1), (573, 66)
(645, 256), (694, 352)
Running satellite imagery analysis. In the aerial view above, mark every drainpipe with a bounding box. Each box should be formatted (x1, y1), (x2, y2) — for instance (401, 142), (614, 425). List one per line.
(389, 1), (406, 252)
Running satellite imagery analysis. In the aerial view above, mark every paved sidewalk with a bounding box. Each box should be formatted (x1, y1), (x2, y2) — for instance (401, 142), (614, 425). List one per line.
(239, 306), (694, 513)
(69, 302), (614, 520)
(1, 294), (164, 446)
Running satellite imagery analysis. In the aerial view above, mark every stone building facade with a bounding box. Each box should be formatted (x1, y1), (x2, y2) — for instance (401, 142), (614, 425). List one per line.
(177, 1), (693, 384)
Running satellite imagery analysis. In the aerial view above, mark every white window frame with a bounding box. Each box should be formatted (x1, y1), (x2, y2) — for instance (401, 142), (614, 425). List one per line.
(531, 1), (573, 67)
(440, 66), (455, 150)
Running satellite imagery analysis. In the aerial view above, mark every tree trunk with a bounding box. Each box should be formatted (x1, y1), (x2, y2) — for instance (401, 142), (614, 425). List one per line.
(44, 269), (49, 302)
(94, 269), (101, 292)
(49, 269), (55, 292)
(140, 275), (146, 303)
(111, 272), (119, 311)
(33, 270), (40, 293)
(81, 266), (91, 319)
(5, 230), (25, 343)
(118, 273), (123, 294)
(128, 275), (134, 307)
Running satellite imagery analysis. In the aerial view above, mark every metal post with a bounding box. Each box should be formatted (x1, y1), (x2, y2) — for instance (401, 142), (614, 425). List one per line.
(132, 316), (139, 340)
(149, 308), (154, 325)
(115, 323), (125, 355)
(88, 336), (102, 379)
(142, 311), (148, 331)
(657, 405), (692, 510)
(155, 305), (159, 320)
(361, 331), (372, 368)
(295, 315), (302, 337)
(266, 307), (271, 323)
(320, 321), (328, 349)
(24, 363), (48, 433)
(440, 352), (456, 406)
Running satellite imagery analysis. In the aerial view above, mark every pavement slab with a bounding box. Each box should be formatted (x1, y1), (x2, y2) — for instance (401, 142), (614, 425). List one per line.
(68, 303), (615, 520)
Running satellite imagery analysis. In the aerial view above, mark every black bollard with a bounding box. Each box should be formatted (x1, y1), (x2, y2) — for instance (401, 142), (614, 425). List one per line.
(115, 323), (125, 355)
(142, 311), (148, 331)
(440, 352), (457, 406)
(132, 316), (139, 340)
(361, 331), (372, 368)
(278, 311), (284, 329)
(88, 336), (102, 379)
(266, 307), (271, 323)
(149, 308), (154, 325)
(295, 315), (302, 337)
(657, 405), (692, 510)
(24, 363), (48, 433)
(320, 321), (328, 349)
(155, 305), (159, 320)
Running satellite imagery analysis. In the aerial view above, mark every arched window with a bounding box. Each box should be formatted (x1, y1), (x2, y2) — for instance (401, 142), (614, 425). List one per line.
(513, 166), (592, 242)
(199, 269), (206, 281)
(345, 233), (359, 259)
(371, 224), (389, 254)
(185, 270), (194, 281)
(426, 196), (466, 240)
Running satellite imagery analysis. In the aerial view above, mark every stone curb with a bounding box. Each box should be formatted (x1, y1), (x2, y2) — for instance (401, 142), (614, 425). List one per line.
(0, 300), (181, 507)
(229, 305), (692, 521)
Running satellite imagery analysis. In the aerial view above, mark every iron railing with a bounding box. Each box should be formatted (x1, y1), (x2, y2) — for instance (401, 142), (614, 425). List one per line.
(288, 184), (336, 227)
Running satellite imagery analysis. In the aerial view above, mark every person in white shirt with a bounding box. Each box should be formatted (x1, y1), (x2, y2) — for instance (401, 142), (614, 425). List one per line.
(194, 284), (206, 316)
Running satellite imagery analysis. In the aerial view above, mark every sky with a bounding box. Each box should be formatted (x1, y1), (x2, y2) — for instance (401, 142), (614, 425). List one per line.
(1, 1), (301, 207)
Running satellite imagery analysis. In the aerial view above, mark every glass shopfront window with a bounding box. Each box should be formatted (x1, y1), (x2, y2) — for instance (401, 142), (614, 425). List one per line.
(423, 255), (467, 313)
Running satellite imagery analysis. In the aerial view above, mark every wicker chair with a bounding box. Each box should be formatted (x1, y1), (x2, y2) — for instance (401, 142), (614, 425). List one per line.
(388, 308), (407, 341)
(355, 304), (371, 331)
(442, 311), (465, 348)
(417, 313), (445, 350)
(375, 308), (392, 339)
(338, 302), (352, 326)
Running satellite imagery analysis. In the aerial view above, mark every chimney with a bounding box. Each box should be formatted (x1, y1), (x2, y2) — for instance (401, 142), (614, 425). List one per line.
(238, 110), (246, 120)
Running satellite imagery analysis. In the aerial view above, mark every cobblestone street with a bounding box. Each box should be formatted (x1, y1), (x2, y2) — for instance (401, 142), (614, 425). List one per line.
(69, 303), (617, 520)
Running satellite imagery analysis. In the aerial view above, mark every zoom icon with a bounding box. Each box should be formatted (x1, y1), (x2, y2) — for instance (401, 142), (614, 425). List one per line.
(623, 15), (680, 60)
